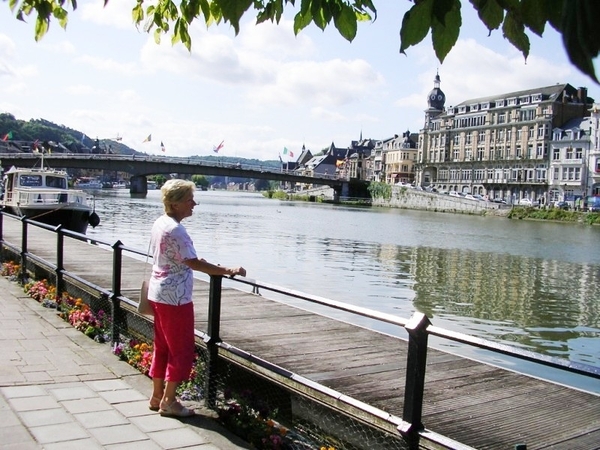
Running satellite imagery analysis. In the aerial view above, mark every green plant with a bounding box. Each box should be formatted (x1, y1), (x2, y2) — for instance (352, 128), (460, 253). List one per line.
(368, 182), (392, 200)
(112, 339), (153, 375)
(1, 261), (20, 278)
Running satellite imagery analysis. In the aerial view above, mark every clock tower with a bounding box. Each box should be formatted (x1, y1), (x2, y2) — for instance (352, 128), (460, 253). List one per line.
(424, 72), (446, 129)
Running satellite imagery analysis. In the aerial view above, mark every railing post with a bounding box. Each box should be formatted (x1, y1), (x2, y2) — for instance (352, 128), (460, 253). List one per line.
(399, 312), (431, 445)
(110, 240), (124, 345)
(20, 218), (28, 285)
(55, 226), (64, 298)
(205, 274), (223, 409)
(0, 213), (4, 264)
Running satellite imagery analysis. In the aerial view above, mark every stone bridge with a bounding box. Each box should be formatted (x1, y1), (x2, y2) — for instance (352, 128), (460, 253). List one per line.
(0, 153), (368, 199)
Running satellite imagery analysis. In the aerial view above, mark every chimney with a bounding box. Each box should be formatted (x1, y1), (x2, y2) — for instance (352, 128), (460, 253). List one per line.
(578, 87), (588, 103)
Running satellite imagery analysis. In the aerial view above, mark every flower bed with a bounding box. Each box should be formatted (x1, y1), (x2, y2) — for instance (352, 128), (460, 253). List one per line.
(5, 261), (339, 450)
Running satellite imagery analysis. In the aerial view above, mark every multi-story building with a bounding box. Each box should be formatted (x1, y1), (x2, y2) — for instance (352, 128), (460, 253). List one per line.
(383, 131), (418, 185)
(416, 75), (594, 203)
(548, 116), (593, 207)
(588, 104), (600, 197)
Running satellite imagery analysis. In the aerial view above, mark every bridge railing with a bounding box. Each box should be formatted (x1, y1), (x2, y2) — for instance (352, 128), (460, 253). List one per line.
(2, 211), (598, 449)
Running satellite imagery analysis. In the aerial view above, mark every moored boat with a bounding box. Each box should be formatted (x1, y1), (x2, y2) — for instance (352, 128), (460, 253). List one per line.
(0, 156), (100, 234)
(75, 177), (103, 190)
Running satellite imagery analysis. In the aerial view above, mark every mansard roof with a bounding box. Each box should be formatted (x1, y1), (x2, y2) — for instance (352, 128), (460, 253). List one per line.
(453, 83), (589, 109)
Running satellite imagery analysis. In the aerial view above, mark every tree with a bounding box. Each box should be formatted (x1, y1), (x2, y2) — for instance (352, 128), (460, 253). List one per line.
(6, 0), (600, 82)
(191, 174), (210, 188)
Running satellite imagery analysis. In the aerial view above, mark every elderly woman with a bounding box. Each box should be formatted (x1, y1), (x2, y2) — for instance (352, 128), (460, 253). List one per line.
(147, 179), (246, 417)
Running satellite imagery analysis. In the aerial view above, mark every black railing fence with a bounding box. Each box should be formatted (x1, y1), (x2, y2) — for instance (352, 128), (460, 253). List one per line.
(1, 211), (598, 450)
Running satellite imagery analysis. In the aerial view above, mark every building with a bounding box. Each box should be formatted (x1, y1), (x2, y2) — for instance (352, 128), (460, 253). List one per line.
(383, 130), (419, 185)
(416, 75), (594, 203)
(548, 116), (593, 207)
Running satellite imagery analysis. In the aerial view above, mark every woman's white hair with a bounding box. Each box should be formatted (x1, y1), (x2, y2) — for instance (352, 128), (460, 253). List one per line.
(161, 179), (195, 214)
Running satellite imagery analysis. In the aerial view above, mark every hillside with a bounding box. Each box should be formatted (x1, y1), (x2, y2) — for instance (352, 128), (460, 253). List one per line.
(0, 113), (279, 169)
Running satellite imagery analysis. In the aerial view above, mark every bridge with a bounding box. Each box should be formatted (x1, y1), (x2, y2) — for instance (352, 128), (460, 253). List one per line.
(0, 153), (368, 199)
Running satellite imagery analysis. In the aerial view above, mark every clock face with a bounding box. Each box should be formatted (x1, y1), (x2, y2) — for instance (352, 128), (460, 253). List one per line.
(438, 95), (444, 101)
(430, 94), (436, 100)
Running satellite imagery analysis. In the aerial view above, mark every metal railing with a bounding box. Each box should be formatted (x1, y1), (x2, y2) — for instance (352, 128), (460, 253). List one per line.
(1, 211), (598, 449)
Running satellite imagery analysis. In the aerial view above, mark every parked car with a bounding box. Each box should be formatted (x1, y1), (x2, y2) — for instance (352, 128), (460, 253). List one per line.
(553, 201), (569, 210)
(492, 198), (507, 204)
(449, 191), (463, 198)
(519, 198), (539, 207)
(464, 194), (477, 201)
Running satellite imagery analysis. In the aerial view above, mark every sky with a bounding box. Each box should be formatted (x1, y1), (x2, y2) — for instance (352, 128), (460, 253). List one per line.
(0, 1), (598, 161)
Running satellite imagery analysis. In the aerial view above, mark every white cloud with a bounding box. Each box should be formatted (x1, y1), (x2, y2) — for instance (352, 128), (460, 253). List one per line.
(80, 0), (139, 30)
(76, 54), (138, 76)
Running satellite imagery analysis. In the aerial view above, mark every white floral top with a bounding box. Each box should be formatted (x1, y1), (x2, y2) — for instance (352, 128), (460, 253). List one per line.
(148, 214), (197, 306)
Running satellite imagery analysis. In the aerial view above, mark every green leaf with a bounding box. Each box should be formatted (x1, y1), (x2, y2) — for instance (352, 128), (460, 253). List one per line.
(502, 10), (530, 60)
(431, 0), (461, 63)
(470, 0), (503, 31)
(215, 0), (253, 34)
(400, 0), (434, 54)
(132, 3), (144, 25)
(333, 3), (357, 41)
(294, 10), (313, 34)
(34, 15), (49, 41)
(520, 0), (549, 36)
(153, 27), (162, 45)
(560, 0), (599, 82)
(311, 0), (326, 30)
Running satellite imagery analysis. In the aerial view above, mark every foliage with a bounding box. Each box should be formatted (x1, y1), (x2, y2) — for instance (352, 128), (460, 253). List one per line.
(507, 206), (598, 223)
(1, 261), (21, 279)
(191, 174), (209, 188)
(217, 387), (337, 450)
(24, 279), (56, 302)
(367, 181), (391, 200)
(6, 1), (600, 81)
(177, 353), (205, 401)
(57, 291), (111, 342)
(113, 339), (154, 375)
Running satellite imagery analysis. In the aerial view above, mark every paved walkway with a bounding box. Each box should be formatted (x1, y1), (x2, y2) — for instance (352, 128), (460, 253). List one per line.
(0, 276), (251, 450)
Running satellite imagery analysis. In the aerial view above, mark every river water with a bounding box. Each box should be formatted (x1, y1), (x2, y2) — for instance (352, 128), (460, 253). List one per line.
(87, 189), (600, 392)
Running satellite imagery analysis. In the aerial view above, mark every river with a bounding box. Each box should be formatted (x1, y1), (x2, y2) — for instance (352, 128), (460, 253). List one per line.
(87, 188), (600, 392)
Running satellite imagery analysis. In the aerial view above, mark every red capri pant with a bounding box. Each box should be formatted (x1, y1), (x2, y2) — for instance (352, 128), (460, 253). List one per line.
(149, 301), (195, 382)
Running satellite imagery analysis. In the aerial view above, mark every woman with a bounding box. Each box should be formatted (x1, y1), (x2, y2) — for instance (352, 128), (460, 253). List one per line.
(147, 179), (246, 417)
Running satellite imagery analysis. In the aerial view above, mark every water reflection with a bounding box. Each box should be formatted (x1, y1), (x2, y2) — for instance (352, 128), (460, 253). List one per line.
(87, 190), (600, 370)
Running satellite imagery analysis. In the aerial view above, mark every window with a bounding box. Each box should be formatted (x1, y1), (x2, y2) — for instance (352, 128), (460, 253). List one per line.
(575, 147), (582, 159)
(498, 113), (506, 124)
(566, 147), (573, 159)
(19, 175), (42, 187)
(478, 131), (485, 143)
(596, 158), (600, 172)
(536, 167), (546, 182)
(553, 148), (560, 160)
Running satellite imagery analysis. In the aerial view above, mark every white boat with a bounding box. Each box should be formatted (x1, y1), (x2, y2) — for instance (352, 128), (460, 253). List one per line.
(75, 177), (103, 190)
(147, 180), (158, 190)
(0, 156), (100, 234)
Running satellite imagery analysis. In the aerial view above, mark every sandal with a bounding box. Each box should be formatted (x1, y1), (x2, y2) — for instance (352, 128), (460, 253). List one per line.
(159, 400), (195, 417)
(149, 396), (162, 412)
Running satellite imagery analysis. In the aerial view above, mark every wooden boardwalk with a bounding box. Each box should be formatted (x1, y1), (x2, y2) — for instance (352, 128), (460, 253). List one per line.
(2, 219), (599, 450)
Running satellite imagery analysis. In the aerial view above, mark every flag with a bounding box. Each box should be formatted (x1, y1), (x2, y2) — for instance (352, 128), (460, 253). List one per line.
(142, 134), (151, 143)
(213, 140), (224, 153)
(32, 139), (39, 151)
(283, 147), (294, 158)
(2, 131), (13, 141)
(160, 141), (166, 152)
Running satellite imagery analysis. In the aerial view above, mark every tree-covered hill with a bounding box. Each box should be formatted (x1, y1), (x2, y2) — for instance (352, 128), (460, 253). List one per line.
(0, 113), (280, 169)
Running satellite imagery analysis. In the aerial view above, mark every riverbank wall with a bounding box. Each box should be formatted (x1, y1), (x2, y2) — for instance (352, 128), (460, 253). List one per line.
(374, 186), (511, 216)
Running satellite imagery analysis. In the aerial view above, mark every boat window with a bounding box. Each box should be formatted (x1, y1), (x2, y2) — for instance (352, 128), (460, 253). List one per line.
(46, 176), (67, 189)
(19, 175), (43, 187)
